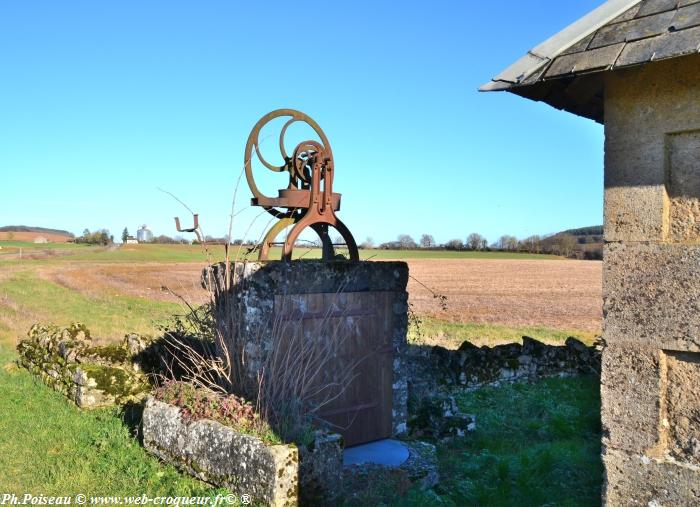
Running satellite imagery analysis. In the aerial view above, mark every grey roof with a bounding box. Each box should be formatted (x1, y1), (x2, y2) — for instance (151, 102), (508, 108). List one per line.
(480, 0), (700, 122)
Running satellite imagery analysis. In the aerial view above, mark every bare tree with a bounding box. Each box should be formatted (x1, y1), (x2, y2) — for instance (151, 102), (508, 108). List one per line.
(497, 235), (519, 251)
(551, 234), (577, 257)
(521, 235), (542, 253)
(397, 234), (417, 249)
(466, 233), (486, 251)
(419, 234), (435, 248)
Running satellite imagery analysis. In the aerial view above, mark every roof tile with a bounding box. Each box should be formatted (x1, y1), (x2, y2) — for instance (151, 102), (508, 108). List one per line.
(609, 4), (642, 23)
(560, 33), (596, 55)
(671, 2), (700, 30)
(544, 43), (626, 78)
(636, 0), (680, 17)
(589, 10), (675, 48)
(615, 24), (700, 65)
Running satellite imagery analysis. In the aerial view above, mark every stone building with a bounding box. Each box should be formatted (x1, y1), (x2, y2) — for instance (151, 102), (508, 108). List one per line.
(482, 0), (700, 504)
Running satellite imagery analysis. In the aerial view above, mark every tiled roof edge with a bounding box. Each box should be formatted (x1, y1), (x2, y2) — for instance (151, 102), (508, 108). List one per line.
(479, 0), (643, 92)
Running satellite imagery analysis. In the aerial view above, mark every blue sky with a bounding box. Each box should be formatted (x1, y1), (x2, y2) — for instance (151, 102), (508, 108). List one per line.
(0, 0), (605, 245)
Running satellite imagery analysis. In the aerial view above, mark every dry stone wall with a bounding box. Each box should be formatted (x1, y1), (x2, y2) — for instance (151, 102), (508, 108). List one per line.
(408, 336), (601, 394)
(16, 323), (152, 408)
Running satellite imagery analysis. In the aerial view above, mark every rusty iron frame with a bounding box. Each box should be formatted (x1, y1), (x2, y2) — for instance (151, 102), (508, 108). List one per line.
(245, 109), (359, 262)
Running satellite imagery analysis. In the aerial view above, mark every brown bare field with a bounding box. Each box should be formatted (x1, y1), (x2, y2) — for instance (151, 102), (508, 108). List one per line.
(0, 231), (72, 242)
(36, 258), (602, 335)
(37, 262), (209, 304)
(406, 258), (602, 334)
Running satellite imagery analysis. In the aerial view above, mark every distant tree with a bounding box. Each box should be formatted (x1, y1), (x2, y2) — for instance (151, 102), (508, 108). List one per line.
(497, 235), (519, 251)
(359, 237), (374, 249)
(98, 230), (111, 245)
(121, 227), (129, 243)
(444, 239), (464, 250)
(419, 234), (435, 248)
(397, 234), (417, 249)
(551, 234), (578, 257)
(466, 233), (487, 251)
(521, 235), (542, 253)
(232, 238), (243, 246)
(152, 235), (180, 244)
(76, 228), (111, 245)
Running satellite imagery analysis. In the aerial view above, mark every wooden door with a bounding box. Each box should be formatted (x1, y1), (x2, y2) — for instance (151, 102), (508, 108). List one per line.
(273, 291), (394, 446)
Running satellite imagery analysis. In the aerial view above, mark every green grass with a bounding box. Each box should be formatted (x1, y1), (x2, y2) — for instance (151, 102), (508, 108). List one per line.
(0, 345), (228, 497)
(410, 316), (598, 347)
(1, 339), (601, 504)
(0, 241), (562, 264)
(437, 377), (602, 506)
(359, 249), (560, 260)
(0, 271), (181, 346)
(342, 376), (602, 506)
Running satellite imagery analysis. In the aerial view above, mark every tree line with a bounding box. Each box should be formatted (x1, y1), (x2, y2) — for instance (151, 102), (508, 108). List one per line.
(75, 228), (113, 245)
(363, 232), (602, 259)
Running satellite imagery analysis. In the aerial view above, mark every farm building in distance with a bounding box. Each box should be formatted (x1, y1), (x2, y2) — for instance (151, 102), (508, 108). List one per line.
(0, 225), (74, 243)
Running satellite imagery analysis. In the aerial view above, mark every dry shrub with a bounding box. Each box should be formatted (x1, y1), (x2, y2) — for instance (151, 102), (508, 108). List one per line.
(157, 264), (365, 444)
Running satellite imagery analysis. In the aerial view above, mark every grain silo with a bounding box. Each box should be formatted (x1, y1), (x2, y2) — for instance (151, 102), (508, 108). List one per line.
(137, 225), (153, 243)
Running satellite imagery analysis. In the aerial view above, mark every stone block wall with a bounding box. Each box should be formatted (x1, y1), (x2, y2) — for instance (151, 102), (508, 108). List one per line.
(602, 55), (700, 505)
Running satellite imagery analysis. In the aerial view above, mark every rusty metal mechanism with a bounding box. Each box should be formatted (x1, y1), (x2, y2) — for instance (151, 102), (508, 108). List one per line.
(245, 109), (359, 261)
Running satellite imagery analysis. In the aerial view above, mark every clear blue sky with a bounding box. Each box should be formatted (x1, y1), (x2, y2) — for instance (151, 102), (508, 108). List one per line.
(0, 0), (605, 245)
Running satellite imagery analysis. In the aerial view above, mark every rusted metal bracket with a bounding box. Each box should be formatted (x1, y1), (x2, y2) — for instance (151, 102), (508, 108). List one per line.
(244, 109), (359, 262)
(174, 214), (203, 243)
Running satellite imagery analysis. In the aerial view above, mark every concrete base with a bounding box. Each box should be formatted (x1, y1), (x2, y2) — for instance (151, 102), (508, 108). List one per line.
(343, 439), (410, 467)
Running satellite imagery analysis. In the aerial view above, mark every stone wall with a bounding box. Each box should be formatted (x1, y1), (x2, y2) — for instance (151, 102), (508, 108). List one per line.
(203, 260), (410, 441)
(16, 323), (152, 408)
(602, 55), (700, 505)
(405, 337), (599, 439)
(142, 397), (343, 507)
(407, 336), (601, 395)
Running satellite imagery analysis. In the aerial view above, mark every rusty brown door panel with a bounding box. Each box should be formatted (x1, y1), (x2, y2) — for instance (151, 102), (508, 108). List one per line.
(274, 292), (394, 446)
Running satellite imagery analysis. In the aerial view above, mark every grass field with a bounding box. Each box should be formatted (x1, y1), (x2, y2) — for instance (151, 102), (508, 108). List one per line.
(0, 240), (603, 504)
(0, 242), (562, 262)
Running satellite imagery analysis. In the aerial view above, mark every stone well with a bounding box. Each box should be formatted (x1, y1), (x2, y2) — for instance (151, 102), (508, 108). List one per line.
(203, 260), (410, 446)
